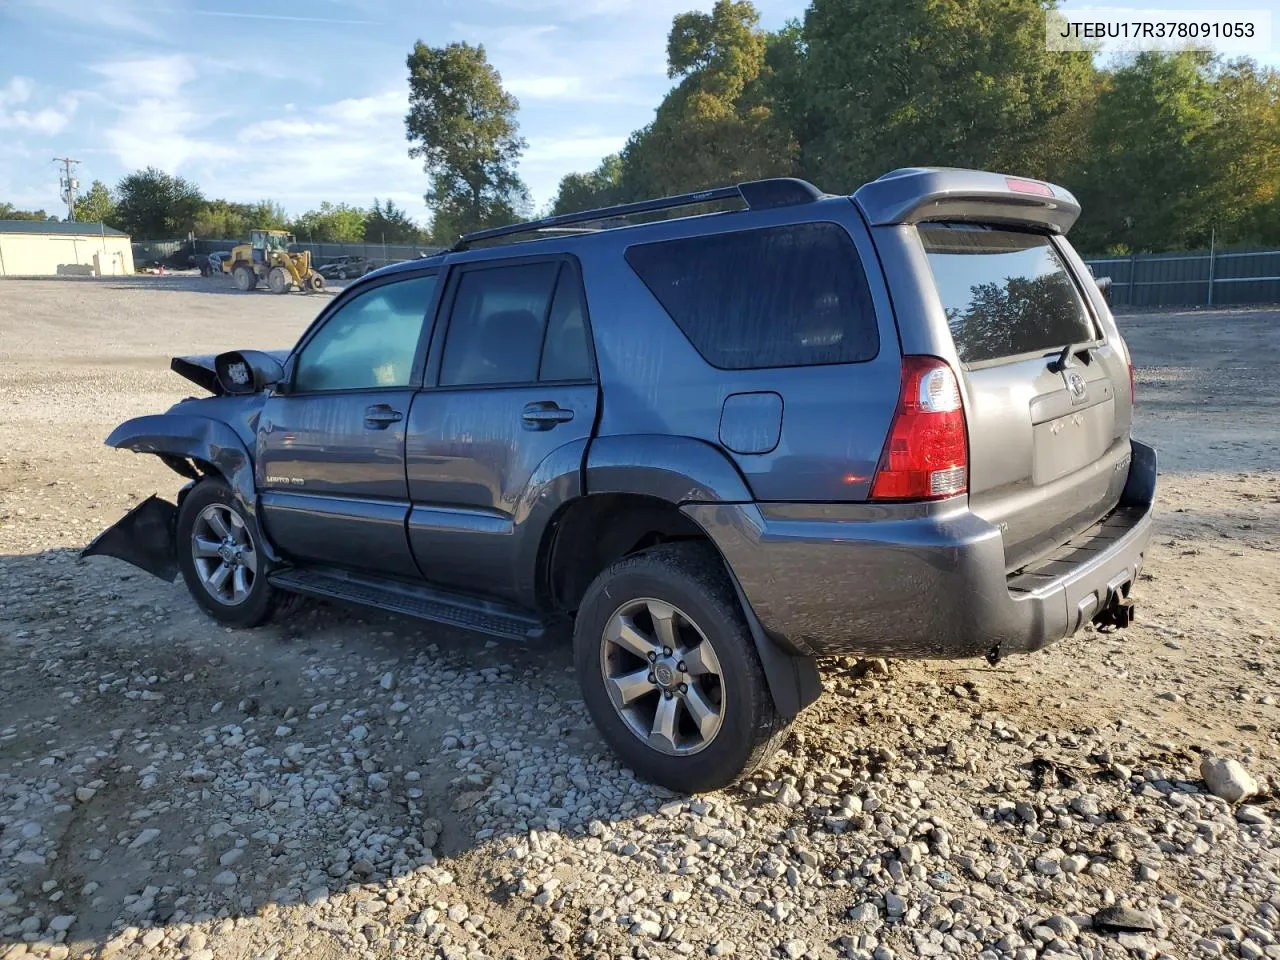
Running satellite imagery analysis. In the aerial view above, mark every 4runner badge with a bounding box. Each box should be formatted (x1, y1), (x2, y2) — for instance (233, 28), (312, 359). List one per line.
(1066, 371), (1089, 405)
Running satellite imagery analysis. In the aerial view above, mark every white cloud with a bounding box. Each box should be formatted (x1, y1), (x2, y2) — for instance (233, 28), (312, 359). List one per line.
(238, 120), (342, 143)
(523, 133), (628, 165)
(90, 55), (198, 99)
(0, 76), (76, 136)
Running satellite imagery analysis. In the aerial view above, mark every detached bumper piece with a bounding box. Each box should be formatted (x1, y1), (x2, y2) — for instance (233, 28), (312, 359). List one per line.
(81, 495), (179, 582)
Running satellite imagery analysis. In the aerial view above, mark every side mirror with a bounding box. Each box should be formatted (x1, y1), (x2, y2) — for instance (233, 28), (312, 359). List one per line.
(214, 350), (286, 395)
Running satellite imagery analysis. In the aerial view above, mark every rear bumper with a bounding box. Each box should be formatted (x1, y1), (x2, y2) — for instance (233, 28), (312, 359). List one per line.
(684, 440), (1156, 660)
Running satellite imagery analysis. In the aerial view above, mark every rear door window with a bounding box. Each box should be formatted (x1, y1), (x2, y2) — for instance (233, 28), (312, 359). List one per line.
(439, 262), (560, 386)
(625, 222), (879, 369)
(918, 224), (1098, 365)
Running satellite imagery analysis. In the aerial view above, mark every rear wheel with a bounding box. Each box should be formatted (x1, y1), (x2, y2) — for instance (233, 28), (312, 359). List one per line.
(574, 542), (784, 793)
(176, 480), (280, 628)
(307, 273), (325, 292)
(232, 264), (256, 291)
(267, 266), (291, 294)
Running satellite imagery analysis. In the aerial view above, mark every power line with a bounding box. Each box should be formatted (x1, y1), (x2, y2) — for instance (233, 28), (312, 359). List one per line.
(53, 157), (81, 221)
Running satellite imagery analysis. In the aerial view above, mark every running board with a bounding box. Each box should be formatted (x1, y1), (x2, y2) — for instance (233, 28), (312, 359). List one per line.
(268, 567), (549, 642)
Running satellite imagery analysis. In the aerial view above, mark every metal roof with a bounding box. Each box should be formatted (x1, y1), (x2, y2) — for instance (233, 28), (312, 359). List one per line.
(0, 219), (129, 237)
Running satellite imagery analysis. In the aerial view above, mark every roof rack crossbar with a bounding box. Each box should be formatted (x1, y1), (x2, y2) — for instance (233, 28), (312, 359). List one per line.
(452, 184), (745, 251)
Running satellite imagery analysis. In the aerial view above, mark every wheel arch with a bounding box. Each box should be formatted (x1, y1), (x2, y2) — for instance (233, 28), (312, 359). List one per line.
(105, 413), (277, 560)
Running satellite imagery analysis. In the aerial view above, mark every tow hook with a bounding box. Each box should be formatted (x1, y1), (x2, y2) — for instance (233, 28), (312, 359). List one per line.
(1095, 597), (1136, 631)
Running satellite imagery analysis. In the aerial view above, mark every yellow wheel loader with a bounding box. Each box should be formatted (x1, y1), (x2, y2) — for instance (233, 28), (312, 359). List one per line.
(222, 229), (325, 294)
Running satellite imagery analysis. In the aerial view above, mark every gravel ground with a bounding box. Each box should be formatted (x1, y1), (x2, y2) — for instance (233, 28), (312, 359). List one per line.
(1, 277), (1278, 960)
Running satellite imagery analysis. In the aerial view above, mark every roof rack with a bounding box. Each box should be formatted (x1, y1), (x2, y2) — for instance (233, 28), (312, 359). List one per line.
(452, 177), (824, 252)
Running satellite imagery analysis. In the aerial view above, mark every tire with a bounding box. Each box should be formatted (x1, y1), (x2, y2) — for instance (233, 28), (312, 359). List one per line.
(308, 273), (325, 293)
(574, 542), (785, 793)
(337, 268), (347, 280)
(267, 266), (291, 294)
(176, 479), (281, 628)
(233, 265), (256, 292)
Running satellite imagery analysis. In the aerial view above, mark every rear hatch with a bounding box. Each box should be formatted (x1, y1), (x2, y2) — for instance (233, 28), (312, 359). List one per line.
(918, 223), (1133, 571)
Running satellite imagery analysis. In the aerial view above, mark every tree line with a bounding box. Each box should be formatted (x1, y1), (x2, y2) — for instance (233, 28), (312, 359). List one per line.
(408, 0), (1279, 254)
(1, 168), (431, 244)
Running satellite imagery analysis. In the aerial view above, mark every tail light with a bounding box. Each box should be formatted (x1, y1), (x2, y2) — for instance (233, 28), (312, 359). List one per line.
(870, 356), (968, 501)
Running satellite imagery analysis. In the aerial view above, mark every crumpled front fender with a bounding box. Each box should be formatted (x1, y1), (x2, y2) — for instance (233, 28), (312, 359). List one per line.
(106, 414), (257, 516)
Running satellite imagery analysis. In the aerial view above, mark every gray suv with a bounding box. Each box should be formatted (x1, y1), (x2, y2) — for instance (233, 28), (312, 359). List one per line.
(86, 168), (1155, 793)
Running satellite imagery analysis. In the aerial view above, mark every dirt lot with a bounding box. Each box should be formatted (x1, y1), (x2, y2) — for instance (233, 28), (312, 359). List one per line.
(1, 276), (1278, 960)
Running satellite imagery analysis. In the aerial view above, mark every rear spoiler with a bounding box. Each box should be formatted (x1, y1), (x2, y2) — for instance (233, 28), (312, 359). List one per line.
(853, 167), (1081, 234)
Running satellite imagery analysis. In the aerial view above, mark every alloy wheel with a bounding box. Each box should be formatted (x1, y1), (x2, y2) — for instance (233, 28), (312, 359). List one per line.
(600, 598), (725, 756)
(190, 504), (257, 606)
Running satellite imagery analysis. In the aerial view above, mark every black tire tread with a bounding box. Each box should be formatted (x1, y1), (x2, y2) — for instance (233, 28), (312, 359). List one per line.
(575, 541), (786, 792)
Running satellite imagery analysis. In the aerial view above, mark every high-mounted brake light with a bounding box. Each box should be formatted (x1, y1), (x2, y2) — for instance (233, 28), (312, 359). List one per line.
(1005, 177), (1054, 198)
(870, 357), (968, 501)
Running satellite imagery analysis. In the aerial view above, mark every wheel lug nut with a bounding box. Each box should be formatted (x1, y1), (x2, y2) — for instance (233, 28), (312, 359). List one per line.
(647, 673), (656, 685)
(663, 691), (673, 700)
(647, 651), (657, 662)
(677, 661), (686, 672)
(679, 683), (688, 693)
(662, 647), (672, 657)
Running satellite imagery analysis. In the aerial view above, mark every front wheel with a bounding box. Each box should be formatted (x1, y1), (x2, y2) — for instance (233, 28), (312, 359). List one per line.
(176, 480), (281, 628)
(574, 542), (785, 793)
(232, 264), (256, 291)
(267, 265), (291, 294)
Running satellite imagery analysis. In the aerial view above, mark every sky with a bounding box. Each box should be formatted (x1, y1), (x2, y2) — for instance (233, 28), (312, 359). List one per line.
(0, 0), (1276, 226)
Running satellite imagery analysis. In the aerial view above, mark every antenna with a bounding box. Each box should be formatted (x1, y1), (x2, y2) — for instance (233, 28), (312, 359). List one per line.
(53, 157), (81, 221)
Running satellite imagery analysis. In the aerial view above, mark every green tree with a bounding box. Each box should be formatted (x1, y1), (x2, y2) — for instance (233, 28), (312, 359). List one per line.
(620, 0), (795, 198)
(551, 154), (626, 215)
(193, 200), (251, 239)
(114, 167), (205, 237)
(0, 202), (52, 221)
(363, 198), (423, 243)
(73, 180), (117, 226)
(405, 40), (529, 241)
(1203, 59), (1280, 247)
(1070, 53), (1217, 252)
(789, 0), (1097, 193)
(291, 201), (367, 242)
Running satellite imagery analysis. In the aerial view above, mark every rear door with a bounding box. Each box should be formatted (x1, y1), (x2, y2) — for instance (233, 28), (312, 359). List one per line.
(404, 256), (599, 604)
(917, 223), (1133, 571)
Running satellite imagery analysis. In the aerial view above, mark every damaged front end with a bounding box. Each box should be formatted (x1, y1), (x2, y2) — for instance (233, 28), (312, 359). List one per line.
(82, 348), (286, 581)
(81, 494), (181, 581)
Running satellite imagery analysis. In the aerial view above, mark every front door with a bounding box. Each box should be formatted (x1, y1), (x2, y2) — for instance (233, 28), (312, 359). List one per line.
(405, 257), (599, 604)
(258, 271), (440, 578)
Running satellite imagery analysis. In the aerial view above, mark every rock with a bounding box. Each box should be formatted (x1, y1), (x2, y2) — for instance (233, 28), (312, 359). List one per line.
(632, 919), (662, 937)
(885, 892), (906, 916)
(1094, 905), (1158, 932)
(380, 672), (395, 690)
(548, 919), (571, 943)
(1236, 805), (1270, 826)
(447, 904), (468, 924)
(1061, 854), (1088, 874)
(182, 930), (208, 952)
(190, 951), (215, 960)
(352, 859), (375, 878)
(777, 783), (803, 807)
(48, 915), (76, 933)
(368, 773), (389, 792)
(668, 889), (691, 904)
(709, 943), (736, 957)
(129, 828), (161, 850)
(850, 903), (879, 923)
(140, 930), (164, 949)
(783, 940), (808, 959)
(218, 848), (243, 867)
(250, 784), (272, 809)
(1201, 756), (1258, 803)
(212, 870), (238, 886)
(74, 787), (96, 804)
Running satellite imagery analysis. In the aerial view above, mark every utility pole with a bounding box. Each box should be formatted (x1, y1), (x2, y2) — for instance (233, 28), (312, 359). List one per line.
(53, 157), (81, 221)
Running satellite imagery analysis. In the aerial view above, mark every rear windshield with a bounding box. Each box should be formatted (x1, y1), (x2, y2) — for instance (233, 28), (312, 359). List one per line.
(918, 224), (1097, 365)
(625, 222), (879, 370)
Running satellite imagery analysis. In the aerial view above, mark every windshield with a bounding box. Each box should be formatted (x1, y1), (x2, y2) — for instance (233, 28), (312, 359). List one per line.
(919, 224), (1097, 365)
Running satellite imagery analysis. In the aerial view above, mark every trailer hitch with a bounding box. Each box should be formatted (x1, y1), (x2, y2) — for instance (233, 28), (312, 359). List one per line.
(1094, 596), (1136, 632)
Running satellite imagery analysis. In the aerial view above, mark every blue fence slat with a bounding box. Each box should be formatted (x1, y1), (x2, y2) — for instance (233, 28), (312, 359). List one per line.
(1084, 246), (1280, 309)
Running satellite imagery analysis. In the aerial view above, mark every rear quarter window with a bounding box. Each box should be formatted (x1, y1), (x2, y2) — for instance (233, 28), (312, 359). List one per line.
(624, 221), (879, 369)
(919, 224), (1097, 365)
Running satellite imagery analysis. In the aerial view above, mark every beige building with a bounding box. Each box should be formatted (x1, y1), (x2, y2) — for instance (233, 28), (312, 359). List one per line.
(0, 220), (134, 277)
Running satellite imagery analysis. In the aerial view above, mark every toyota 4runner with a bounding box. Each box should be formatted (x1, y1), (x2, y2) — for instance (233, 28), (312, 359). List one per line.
(85, 168), (1156, 793)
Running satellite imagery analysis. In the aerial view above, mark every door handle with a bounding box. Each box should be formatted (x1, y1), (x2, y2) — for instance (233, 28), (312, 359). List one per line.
(521, 401), (575, 429)
(364, 405), (403, 429)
